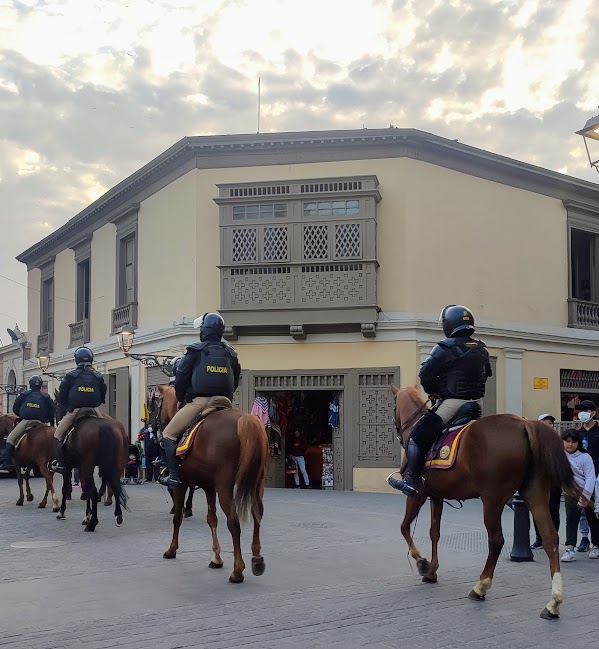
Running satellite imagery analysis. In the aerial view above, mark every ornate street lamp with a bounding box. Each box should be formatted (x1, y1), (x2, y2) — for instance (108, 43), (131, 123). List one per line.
(116, 328), (135, 353)
(115, 329), (175, 377)
(36, 352), (50, 373)
(576, 111), (599, 172)
(36, 352), (64, 380)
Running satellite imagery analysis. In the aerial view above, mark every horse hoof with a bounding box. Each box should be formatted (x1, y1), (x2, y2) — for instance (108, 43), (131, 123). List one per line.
(163, 550), (176, 559)
(52, 507), (59, 513)
(468, 590), (485, 601)
(416, 558), (430, 577)
(540, 607), (559, 620)
(26, 495), (34, 502)
(116, 516), (123, 527)
(15, 501), (23, 507)
(251, 557), (266, 576)
(209, 561), (224, 569)
(84, 526), (95, 532)
(57, 514), (65, 521)
(229, 573), (244, 583)
(422, 575), (437, 584)
(184, 510), (193, 518)
(82, 518), (90, 525)
(37, 503), (47, 509)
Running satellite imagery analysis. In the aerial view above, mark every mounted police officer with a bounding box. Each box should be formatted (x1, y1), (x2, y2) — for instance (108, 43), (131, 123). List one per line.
(388, 305), (492, 497)
(159, 313), (241, 488)
(0, 375), (55, 470)
(51, 346), (107, 474)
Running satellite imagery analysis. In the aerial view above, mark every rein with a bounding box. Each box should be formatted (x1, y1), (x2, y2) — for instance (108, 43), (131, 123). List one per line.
(395, 394), (430, 445)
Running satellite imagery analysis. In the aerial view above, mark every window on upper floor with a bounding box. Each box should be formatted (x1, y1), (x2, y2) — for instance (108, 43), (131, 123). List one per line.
(118, 234), (136, 306)
(571, 229), (597, 302)
(232, 203), (287, 220)
(303, 199), (360, 218)
(76, 258), (90, 321)
(41, 277), (54, 334)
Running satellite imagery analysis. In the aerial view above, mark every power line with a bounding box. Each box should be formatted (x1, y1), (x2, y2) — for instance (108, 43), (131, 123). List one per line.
(0, 273), (103, 304)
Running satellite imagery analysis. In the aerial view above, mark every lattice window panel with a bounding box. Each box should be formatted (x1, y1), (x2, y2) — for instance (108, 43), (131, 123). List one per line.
(263, 227), (289, 261)
(254, 374), (344, 390)
(358, 382), (397, 462)
(303, 224), (330, 260)
(335, 223), (361, 259)
(232, 228), (257, 262)
(561, 369), (599, 391)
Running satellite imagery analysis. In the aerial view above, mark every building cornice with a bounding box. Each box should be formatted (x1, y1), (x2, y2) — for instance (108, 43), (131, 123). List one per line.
(16, 128), (599, 269)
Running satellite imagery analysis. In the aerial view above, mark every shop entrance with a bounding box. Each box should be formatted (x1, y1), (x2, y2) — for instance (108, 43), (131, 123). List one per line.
(255, 389), (341, 490)
(560, 369), (599, 423)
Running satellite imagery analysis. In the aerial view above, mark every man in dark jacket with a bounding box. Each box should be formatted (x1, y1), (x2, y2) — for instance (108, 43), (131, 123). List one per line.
(51, 346), (106, 474)
(388, 305), (492, 496)
(159, 312), (240, 487)
(0, 375), (55, 470)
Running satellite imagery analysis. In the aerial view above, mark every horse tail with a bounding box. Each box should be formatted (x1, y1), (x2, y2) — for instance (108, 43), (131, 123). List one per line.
(524, 420), (580, 498)
(97, 421), (129, 512)
(234, 414), (268, 524)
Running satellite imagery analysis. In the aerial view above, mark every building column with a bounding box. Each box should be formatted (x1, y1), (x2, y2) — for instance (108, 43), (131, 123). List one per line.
(504, 348), (524, 416)
(129, 359), (143, 441)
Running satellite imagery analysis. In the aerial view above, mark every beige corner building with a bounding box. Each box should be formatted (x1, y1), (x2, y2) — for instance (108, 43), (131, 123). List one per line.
(16, 128), (599, 492)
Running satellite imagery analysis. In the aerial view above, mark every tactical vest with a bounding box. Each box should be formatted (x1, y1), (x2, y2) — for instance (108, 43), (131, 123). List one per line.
(18, 390), (49, 421)
(191, 342), (235, 398)
(68, 370), (104, 408)
(441, 339), (489, 400)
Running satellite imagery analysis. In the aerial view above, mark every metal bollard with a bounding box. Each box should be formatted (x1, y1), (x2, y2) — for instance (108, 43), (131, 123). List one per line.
(510, 491), (534, 562)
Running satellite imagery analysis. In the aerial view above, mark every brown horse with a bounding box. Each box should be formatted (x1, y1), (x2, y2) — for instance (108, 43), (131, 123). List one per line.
(154, 384), (195, 517)
(55, 394), (128, 531)
(164, 409), (268, 583)
(1, 415), (61, 510)
(391, 384), (579, 619)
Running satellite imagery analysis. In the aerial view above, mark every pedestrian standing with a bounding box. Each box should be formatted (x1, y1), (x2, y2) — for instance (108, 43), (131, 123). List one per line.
(576, 400), (599, 552)
(288, 429), (311, 489)
(560, 429), (599, 563)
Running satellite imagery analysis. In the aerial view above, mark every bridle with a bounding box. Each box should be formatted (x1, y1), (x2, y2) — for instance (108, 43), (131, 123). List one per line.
(394, 390), (430, 448)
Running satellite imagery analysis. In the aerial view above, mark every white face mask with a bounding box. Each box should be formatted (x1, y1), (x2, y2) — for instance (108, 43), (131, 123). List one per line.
(578, 411), (593, 423)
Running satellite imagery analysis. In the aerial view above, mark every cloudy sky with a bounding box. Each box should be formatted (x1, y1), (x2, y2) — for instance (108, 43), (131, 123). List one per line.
(1, 0), (598, 345)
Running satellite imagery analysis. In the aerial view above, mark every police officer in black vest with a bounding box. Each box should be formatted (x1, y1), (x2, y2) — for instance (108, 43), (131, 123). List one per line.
(388, 305), (492, 496)
(0, 376), (55, 470)
(159, 313), (241, 488)
(51, 346), (107, 474)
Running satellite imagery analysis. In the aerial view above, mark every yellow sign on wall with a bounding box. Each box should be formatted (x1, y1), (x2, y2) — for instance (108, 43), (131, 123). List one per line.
(534, 378), (549, 390)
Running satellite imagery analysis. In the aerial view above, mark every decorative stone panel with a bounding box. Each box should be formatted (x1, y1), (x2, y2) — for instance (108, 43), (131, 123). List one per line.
(357, 372), (397, 463)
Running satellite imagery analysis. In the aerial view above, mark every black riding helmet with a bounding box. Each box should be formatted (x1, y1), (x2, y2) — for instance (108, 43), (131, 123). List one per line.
(74, 346), (94, 367)
(440, 305), (475, 338)
(29, 375), (43, 390)
(197, 312), (225, 341)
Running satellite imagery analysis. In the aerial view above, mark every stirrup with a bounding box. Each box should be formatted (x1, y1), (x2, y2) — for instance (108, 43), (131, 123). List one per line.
(386, 471), (420, 496)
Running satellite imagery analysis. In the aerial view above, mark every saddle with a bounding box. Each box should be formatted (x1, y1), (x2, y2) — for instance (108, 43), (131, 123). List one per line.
(425, 401), (482, 471)
(176, 397), (233, 458)
(63, 409), (100, 444)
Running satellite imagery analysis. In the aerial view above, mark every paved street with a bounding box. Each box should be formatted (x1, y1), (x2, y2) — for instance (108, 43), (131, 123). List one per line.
(0, 477), (597, 649)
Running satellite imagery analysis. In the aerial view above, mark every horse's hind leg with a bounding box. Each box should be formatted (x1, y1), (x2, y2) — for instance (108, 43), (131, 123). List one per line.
(522, 481), (562, 619)
(15, 467), (25, 506)
(24, 467), (34, 502)
(164, 485), (185, 559)
(421, 497), (443, 583)
(84, 475), (99, 532)
(205, 486), (223, 568)
(251, 481), (265, 577)
(38, 462), (52, 508)
(218, 484), (245, 583)
(469, 497), (506, 601)
(184, 487), (194, 518)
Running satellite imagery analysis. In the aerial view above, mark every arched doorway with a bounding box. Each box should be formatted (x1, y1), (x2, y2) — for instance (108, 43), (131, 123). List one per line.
(6, 370), (17, 413)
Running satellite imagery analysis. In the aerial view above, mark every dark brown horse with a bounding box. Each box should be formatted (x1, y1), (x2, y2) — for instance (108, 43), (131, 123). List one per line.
(154, 384), (195, 517)
(391, 384), (579, 619)
(55, 394), (128, 531)
(164, 409), (268, 583)
(1, 414), (61, 510)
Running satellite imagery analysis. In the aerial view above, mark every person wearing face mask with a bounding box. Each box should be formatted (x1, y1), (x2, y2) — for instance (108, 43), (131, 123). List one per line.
(576, 400), (599, 553)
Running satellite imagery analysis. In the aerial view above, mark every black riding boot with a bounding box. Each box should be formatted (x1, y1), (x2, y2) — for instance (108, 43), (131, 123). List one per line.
(158, 439), (182, 488)
(0, 443), (15, 471)
(51, 438), (68, 474)
(387, 439), (426, 496)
